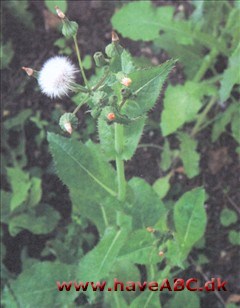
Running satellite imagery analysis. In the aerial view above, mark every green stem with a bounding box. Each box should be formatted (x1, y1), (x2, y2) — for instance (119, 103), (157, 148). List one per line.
(115, 123), (126, 202)
(191, 96), (218, 137)
(193, 49), (218, 82)
(73, 35), (91, 91)
(72, 96), (89, 115)
(91, 68), (110, 91)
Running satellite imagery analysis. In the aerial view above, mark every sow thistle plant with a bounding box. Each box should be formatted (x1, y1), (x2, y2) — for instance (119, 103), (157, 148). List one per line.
(20, 7), (207, 307)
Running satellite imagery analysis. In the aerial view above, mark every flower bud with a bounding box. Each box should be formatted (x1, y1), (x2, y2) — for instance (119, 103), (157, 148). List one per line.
(158, 251), (164, 257)
(112, 30), (119, 42)
(62, 20), (78, 38)
(59, 113), (78, 134)
(22, 66), (34, 76)
(55, 6), (65, 19)
(121, 77), (132, 87)
(93, 52), (108, 67)
(146, 227), (155, 233)
(107, 112), (116, 121)
(22, 67), (38, 78)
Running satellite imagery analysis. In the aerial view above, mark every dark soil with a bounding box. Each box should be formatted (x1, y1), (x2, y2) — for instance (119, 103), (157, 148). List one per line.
(2, 1), (239, 308)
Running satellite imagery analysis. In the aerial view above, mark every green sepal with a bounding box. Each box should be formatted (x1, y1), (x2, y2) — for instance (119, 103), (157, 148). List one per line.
(62, 19), (78, 38)
(59, 113), (78, 132)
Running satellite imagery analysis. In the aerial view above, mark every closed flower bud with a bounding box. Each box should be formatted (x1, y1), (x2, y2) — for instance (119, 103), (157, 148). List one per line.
(22, 66), (34, 76)
(146, 227), (155, 233)
(55, 6), (65, 19)
(112, 30), (119, 42)
(62, 20), (78, 38)
(121, 77), (132, 87)
(59, 113), (78, 134)
(107, 113), (116, 121)
(158, 251), (164, 257)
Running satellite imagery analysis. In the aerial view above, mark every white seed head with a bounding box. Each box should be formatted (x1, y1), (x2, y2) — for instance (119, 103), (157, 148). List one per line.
(38, 56), (77, 99)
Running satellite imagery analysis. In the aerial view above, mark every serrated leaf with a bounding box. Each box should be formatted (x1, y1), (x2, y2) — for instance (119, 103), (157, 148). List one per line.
(7, 167), (31, 211)
(174, 188), (206, 253)
(2, 262), (77, 307)
(178, 132), (200, 178)
(219, 43), (240, 103)
(220, 208), (238, 226)
(47, 133), (117, 234)
(161, 81), (212, 136)
(123, 60), (176, 118)
(129, 177), (166, 229)
(9, 204), (60, 236)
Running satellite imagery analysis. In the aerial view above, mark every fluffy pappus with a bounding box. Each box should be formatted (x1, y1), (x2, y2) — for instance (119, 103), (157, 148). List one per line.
(38, 56), (77, 99)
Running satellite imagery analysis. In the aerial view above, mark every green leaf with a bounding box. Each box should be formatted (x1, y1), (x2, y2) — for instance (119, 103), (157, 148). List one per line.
(211, 103), (237, 142)
(228, 231), (240, 245)
(167, 290), (200, 308)
(4, 109), (32, 130)
(0, 41), (14, 69)
(28, 177), (42, 207)
(130, 291), (161, 308)
(112, 2), (174, 41)
(44, 0), (67, 14)
(160, 139), (172, 171)
(129, 177), (166, 230)
(220, 208), (238, 226)
(178, 132), (200, 178)
(3, 0), (34, 29)
(174, 188), (206, 253)
(9, 204), (60, 236)
(231, 108), (240, 144)
(123, 59), (176, 118)
(111, 1), (226, 52)
(161, 81), (212, 136)
(82, 55), (92, 70)
(2, 262), (77, 307)
(77, 227), (128, 300)
(105, 260), (140, 304)
(7, 167), (31, 211)
(219, 43), (240, 103)
(47, 133), (117, 233)
(153, 173), (171, 199)
(118, 229), (159, 264)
